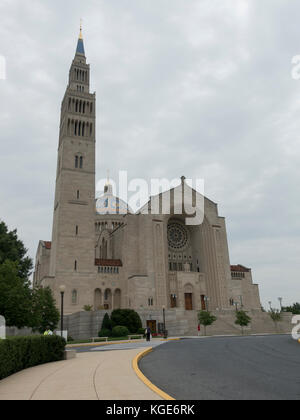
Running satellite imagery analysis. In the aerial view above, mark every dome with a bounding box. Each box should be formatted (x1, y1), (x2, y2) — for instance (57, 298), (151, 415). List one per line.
(96, 185), (131, 215)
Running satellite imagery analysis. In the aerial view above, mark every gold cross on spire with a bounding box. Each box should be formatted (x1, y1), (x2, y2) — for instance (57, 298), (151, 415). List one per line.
(79, 18), (83, 40)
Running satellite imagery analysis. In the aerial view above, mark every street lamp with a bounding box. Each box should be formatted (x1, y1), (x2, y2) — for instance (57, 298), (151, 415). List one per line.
(162, 306), (167, 339)
(278, 297), (283, 312)
(59, 285), (66, 338)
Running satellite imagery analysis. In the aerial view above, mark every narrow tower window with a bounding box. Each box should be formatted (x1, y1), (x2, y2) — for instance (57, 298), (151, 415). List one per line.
(72, 290), (78, 305)
(74, 260), (77, 271)
(76, 226), (79, 236)
(77, 190), (80, 199)
(75, 156), (79, 168)
(79, 156), (83, 169)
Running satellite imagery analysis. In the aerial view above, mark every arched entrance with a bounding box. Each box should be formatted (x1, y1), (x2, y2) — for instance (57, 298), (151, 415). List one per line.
(94, 289), (102, 311)
(114, 289), (121, 309)
(104, 289), (112, 310)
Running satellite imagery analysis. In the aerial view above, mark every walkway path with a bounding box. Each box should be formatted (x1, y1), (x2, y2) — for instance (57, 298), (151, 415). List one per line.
(0, 347), (162, 400)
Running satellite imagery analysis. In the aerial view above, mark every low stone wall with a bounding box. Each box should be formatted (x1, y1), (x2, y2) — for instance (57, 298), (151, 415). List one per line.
(63, 309), (294, 340)
(6, 327), (37, 337)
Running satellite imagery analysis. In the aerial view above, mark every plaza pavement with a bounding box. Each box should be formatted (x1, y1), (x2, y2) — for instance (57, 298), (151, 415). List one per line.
(0, 345), (164, 400)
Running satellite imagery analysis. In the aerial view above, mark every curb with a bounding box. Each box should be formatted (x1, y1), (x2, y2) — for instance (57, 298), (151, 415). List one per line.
(132, 348), (175, 401)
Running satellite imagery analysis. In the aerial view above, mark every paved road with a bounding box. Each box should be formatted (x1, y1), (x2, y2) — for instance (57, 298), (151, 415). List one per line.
(139, 335), (300, 400)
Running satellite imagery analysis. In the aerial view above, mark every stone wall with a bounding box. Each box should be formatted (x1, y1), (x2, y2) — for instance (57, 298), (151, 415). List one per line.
(6, 327), (37, 337)
(63, 309), (294, 340)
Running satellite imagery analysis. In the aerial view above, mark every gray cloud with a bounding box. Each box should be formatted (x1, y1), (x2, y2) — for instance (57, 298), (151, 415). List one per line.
(0, 0), (299, 309)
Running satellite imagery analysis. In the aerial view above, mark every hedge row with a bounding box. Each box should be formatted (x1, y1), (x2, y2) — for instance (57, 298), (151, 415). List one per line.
(0, 335), (66, 380)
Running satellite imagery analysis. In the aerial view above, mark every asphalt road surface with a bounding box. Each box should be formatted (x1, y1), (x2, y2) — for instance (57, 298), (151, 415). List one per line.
(139, 335), (300, 400)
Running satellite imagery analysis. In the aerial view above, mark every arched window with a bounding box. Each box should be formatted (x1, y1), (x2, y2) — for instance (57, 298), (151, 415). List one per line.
(75, 121), (78, 136)
(82, 122), (85, 137)
(79, 156), (83, 169)
(74, 260), (77, 271)
(72, 290), (78, 305)
(78, 121), (82, 136)
(75, 155), (79, 168)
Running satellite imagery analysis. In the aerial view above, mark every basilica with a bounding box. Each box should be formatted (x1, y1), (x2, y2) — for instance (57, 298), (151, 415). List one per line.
(33, 29), (262, 335)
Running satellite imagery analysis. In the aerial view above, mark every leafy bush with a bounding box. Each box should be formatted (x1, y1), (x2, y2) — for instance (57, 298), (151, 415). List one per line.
(0, 335), (66, 380)
(137, 328), (146, 335)
(111, 326), (129, 338)
(98, 328), (112, 338)
(83, 305), (93, 312)
(111, 309), (142, 333)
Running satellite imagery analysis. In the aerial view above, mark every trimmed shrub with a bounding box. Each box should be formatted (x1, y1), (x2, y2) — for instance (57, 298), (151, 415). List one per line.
(111, 326), (129, 338)
(111, 309), (142, 333)
(98, 328), (112, 338)
(0, 335), (66, 380)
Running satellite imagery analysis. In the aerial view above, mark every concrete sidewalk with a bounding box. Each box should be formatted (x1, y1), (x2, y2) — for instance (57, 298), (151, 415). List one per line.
(0, 348), (162, 400)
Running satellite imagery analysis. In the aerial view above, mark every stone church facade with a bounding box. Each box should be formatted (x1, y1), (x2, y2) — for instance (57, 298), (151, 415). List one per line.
(33, 30), (263, 334)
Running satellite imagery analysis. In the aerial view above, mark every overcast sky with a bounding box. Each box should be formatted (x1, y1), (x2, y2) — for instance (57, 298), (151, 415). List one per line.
(0, 0), (299, 309)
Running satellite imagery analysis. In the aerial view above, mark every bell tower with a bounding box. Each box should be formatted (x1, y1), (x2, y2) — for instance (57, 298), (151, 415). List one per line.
(48, 25), (96, 299)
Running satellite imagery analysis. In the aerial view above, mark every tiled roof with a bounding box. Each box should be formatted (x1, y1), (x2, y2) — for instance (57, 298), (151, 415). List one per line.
(44, 241), (52, 250)
(95, 259), (123, 267)
(231, 265), (250, 273)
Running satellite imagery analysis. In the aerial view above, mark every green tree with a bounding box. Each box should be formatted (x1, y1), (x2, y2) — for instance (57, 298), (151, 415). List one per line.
(198, 310), (217, 336)
(283, 303), (300, 315)
(0, 221), (33, 281)
(101, 313), (112, 331)
(111, 309), (142, 333)
(235, 310), (251, 335)
(0, 260), (32, 328)
(31, 287), (60, 333)
(268, 309), (281, 333)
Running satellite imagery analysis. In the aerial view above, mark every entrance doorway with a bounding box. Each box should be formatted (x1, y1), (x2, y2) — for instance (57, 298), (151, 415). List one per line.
(185, 293), (193, 310)
(170, 294), (177, 308)
(201, 295), (206, 310)
(147, 320), (157, 334)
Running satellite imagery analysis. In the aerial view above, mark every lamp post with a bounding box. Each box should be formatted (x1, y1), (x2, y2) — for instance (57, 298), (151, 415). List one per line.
(162, 306), (167, 339)
(59, 285), (66, 338)
(278, 297), (283, 312)
(204, 296), (210, 312)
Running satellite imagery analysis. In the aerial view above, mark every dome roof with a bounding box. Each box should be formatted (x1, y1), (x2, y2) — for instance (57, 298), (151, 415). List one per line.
(96, 184), (131, 215)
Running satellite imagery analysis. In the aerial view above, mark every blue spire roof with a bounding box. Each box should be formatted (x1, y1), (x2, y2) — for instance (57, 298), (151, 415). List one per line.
(76, 38), (85, 55)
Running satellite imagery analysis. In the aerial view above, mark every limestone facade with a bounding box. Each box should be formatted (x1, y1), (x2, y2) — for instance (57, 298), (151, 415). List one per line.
(34, 31), (262, 332)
